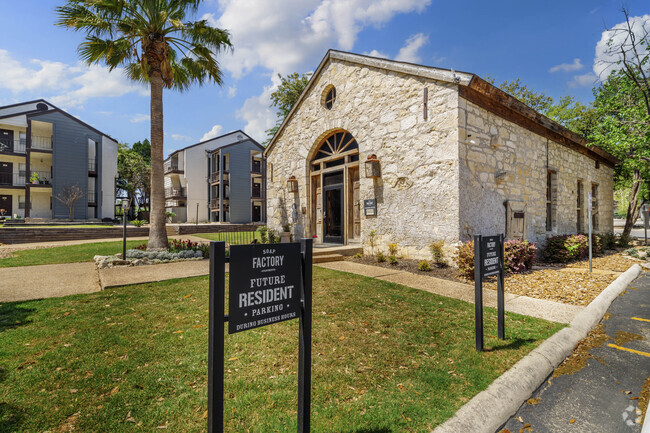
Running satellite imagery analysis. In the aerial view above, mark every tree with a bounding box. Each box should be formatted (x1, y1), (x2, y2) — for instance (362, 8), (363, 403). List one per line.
(117, 141), (151, 219)
(57, 0), (231, 249)
(590, 8), (650, 237)
(265, 72), (312, 143)
(55, 184), (85, 220)
(487, 77), (595, 136)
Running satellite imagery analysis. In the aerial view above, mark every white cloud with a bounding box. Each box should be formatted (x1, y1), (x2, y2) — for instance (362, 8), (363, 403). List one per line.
(0, 49), (147, 109)
(171, 134), (193, 142)
(227, 86), (237, 98)
(130, 113), (150, 123)
(593, 14), (650, 80)
(201, 124), (224, 141)
(236, 76), (282, 143)
(395, 33), (429, 63)
(207, 0), (430, 78)
(549, 58), (584, 73)
(364, 49), (389, 59)
(569, 72), (597, 88)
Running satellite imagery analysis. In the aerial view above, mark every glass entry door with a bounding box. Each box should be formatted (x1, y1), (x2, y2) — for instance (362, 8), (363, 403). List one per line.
(323, 170), (344, 244)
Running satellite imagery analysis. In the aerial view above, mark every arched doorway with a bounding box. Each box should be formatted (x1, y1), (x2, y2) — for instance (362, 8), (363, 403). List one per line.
(309, 130), (360, 244)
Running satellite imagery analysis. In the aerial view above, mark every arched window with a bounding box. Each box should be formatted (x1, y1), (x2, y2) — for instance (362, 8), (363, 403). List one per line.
(312, 131), (358, 162)
(323, 86), (336, 109)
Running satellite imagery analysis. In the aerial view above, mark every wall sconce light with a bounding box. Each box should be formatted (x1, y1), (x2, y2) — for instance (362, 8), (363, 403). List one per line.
(364, 154), (381, 178)
(287, 175), (299, 193)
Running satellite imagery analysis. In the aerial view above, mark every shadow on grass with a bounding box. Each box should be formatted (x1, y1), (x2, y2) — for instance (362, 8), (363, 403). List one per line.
(0, 303), (35, 333)
(345, 429), (392, 433)
(0, 402), (26, 432)
(484, 337), (537, 352)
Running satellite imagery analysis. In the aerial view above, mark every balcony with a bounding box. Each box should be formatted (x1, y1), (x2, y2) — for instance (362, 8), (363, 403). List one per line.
(0, 173), (26, 187)
(31, 135), (52, 151)
(251, 160), (263, 175)
(210, 171), (229, 184)
(27, 171), (52, 186)
(0, 138), (26, 154)
(164, 187), (186, 199)
(164, 160), (183, 174)
(252, 185), (263, 199)
(210, 198), (229, 211)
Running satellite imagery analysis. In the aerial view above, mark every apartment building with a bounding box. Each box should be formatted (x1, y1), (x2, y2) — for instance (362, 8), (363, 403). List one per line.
(164, 130), (265, 223)
(0, 100), (117, 220)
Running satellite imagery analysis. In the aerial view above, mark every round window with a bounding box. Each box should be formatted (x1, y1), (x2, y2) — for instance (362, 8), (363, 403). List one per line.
(323, 86), (336, 110)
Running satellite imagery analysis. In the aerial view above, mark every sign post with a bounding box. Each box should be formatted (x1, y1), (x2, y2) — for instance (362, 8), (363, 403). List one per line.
(587, 191), (592, 273)
(473, 234), (505, 352)
(642, 203), (648, 246)
(208, 239), (312, 432)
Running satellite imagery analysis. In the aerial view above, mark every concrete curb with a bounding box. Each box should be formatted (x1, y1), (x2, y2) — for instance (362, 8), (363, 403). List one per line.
(432, 264), (643, 433)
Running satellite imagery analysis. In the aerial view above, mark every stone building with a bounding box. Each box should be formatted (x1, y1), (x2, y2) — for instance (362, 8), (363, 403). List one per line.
(264, 50), (617, 259)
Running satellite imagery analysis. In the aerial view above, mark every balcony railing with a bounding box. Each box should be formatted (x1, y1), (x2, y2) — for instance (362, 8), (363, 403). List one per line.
(210, 171), (230, 183)
(0, 138), (26, 154)
(31, 136), (52, 150)
(0, 173), (26, 186)
(164, 160), (183, 174)
(27, 171), (52, 185)
(164, 187), (186, 198)
(210, 198), (229, 211)
(88, 158), (96, 172)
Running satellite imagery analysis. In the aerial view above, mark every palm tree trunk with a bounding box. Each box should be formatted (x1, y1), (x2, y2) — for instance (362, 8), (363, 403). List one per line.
(623, 169), (643, 237)
(148, 71), (168, 250)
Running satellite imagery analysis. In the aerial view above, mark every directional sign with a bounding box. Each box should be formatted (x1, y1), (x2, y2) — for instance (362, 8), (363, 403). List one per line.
(228, 243), (302, 334)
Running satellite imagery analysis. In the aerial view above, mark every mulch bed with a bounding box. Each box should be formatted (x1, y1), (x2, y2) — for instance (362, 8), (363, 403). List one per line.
(347, 249), (640, 307)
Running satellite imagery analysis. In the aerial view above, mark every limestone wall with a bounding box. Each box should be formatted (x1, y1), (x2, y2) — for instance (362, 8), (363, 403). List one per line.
(458, 98), (614, 243)
(266, 59), (462, 259)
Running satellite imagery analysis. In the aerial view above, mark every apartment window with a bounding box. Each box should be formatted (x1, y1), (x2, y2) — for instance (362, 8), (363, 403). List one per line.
(577, 180), (584, 232)
(19, 195), (25, 210)
(591, 183), (599, 231)
(546, 170), (557, 231)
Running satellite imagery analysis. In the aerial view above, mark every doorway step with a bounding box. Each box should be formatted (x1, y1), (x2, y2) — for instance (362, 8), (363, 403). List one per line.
(313, 245), (363, 264)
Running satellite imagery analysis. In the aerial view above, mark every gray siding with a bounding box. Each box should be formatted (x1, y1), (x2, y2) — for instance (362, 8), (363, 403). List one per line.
(34, 112), (101, 219)
(225, 140), (262, 224)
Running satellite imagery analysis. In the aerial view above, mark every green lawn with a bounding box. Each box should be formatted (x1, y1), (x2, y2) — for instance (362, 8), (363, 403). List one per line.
(0, 240), (147, 268)
(193, 231), (261, 245)
(0, 225), (115, 228)
(0, 268), (564, 432)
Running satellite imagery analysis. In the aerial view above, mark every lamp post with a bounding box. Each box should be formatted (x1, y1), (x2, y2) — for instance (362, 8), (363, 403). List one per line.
(122, 197), (131, 259)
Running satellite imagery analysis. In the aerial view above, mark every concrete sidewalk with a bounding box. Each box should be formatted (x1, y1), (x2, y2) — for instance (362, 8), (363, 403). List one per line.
(0, 234), (210, 252)
(319, 261), (584, 323)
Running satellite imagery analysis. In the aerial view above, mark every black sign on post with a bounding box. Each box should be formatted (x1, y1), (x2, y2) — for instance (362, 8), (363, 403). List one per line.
(473, 234), (505, 352)
(228, 243), (302, 334)
(208, 239), (313, 433)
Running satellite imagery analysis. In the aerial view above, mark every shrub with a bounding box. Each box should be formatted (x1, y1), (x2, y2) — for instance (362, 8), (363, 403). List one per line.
(168, 238), (200, 253)
(368, 230), (377, 253)
(430, 240), (446, 267)
(353, 253), (362, 258)
(268, 229), (280, 244)
(388, 255), (398, 265)
(197, 243), (210, 258)
(256, 226), (269, 243)
(600, 232), (617, 250)
(130, 219), (147, 227)
(455, 241), (475, 279)
(589, 233), (603, 255)
(376, 252), (386, 263)
(617, 233), (633, 248)
(504, 240), (537, 273)
(455, 239), (537, 280)
(543, 234), (589, 263)
(418, 260), (431, 271)
(388, 242), (399, 256)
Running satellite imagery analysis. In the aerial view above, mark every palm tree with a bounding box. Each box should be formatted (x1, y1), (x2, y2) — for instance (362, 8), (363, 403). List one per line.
(57, 0), (231, 249)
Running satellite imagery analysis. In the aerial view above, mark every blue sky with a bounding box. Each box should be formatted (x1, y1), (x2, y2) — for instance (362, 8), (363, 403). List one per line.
(0, 0), (648, 156)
